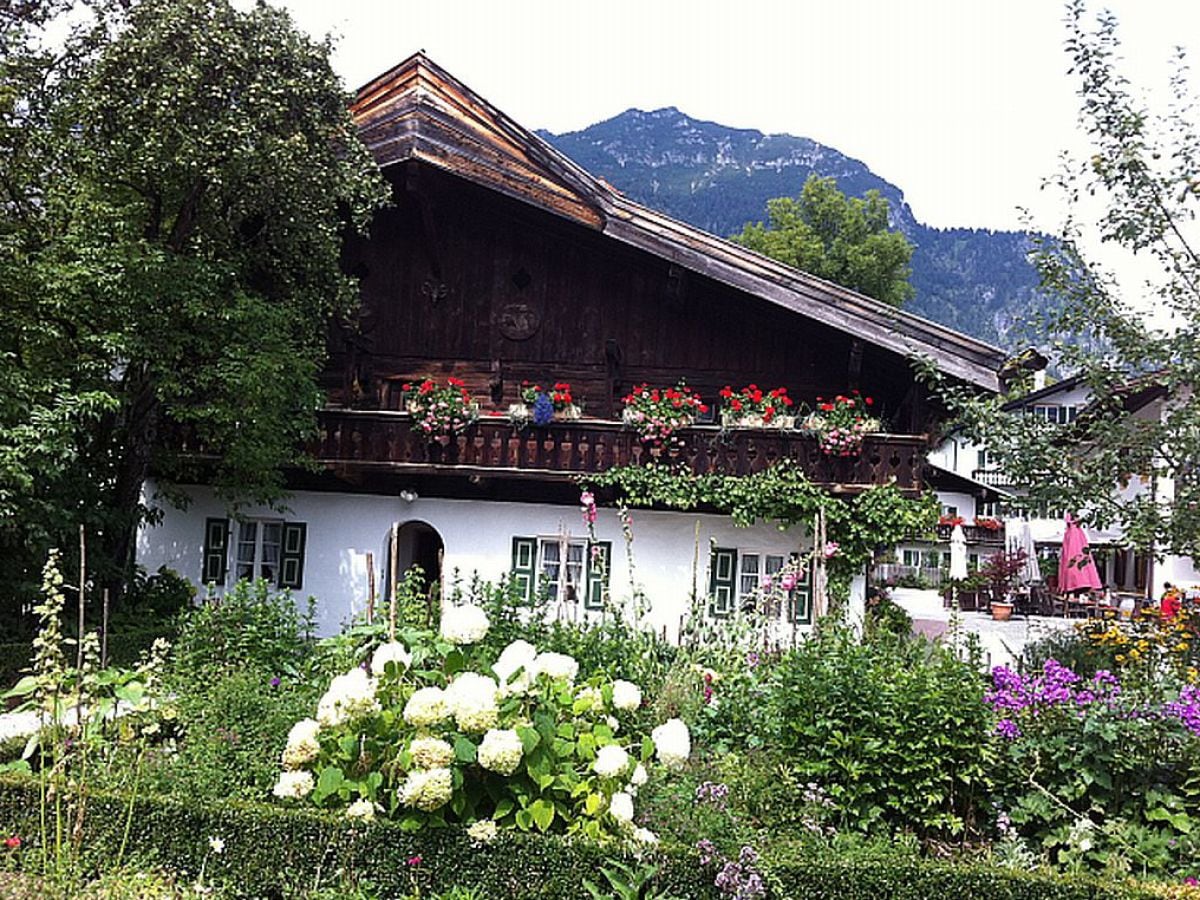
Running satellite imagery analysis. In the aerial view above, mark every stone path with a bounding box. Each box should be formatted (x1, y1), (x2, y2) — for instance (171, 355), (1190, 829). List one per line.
(889, 587), (1077, 668)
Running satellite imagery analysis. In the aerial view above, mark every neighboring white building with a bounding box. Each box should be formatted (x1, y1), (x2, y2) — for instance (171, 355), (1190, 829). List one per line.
(903, 372), (1200, 599)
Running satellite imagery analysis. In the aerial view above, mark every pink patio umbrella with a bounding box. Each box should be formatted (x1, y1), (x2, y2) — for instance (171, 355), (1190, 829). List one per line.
(1058, 514), (1103, 594)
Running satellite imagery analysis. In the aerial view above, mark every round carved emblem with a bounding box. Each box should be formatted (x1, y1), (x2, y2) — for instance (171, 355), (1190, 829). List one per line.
(497, 301), (541, 341)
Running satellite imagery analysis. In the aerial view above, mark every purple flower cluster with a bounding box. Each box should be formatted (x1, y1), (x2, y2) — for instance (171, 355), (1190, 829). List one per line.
(712, 846), (766, 900)
(985, 660), (1123, 740)
(531, 392), (555, 426)
(696, 781), (730, 809)
(1164, 684), (1200, 737)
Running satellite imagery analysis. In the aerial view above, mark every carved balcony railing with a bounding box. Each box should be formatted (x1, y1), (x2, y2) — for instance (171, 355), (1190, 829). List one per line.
(934, 523), (1008, 545)
(308, 410), (925, 493)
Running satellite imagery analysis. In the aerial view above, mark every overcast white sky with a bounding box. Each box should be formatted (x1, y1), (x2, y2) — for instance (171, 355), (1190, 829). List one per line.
(275, 0), (1196, 239)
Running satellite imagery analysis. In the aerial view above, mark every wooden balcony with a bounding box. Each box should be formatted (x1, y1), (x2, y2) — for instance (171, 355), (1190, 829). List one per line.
(311, 409), (925, 493)
(934, 523), (1007, 545)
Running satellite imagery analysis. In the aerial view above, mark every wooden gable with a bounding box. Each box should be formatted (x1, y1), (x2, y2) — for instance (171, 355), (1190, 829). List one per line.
(348, 53), (1007, 393)
(352, 56), (605, 230)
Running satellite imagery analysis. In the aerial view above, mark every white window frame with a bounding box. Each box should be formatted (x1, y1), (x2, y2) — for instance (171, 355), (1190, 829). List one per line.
(537, 536), (587, 605)
(235, 518), (284, 584)
(736, 550), (787, 605)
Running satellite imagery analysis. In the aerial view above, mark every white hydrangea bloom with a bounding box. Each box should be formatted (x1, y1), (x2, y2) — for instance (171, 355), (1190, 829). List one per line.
(611, 680), (642, 712)
(633, 827), (658, 845)
(493, 640), (538, 696)
(606, 715), (620, 734)
(316, 668), (379, 728)
(531, 651), (578, 683)
(370, 641), (412, 676)
(467, 819), (499, 844)
(593, 744), (631, 779)
(609, 791), (634, 824)
(477, 728), (524, 776)
(408, 736), (455, 769)
(281, 718), (321, 770)
(400, 767), (454, 811)
(651, 718), (691, 768)
(345, 798), (376, 821)
(630, 763), (649, 787)
(440, 604), (490, 645)
(272, 770), (314, 800)
(403, 687), (450, 728)
(445, 672), (500, 734)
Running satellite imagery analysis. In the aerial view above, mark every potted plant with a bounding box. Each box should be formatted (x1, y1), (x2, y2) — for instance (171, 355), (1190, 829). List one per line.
(980, 548), (1030, 621)
(403, 376), (479, 440)
(718, 384), (795, 428)
(510, 381), (581, 426)
(621, 382), (707, 445)
(800, 391), (880, 457)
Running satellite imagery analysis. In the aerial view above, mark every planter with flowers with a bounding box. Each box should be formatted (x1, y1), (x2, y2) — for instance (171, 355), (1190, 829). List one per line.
(508, 381), (582, 427)
(801, 391), (880, 457)
(403, 377), (479, 440)
(718, 384), (795, 429)
(621, 382), (708, 445)
(973, 516), (1004, 532)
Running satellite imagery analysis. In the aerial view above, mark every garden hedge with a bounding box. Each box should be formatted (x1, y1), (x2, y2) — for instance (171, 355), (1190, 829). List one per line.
(0, 777), (1161, 899)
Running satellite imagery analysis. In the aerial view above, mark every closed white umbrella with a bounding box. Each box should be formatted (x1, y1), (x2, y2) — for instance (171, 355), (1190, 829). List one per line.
(949, 524), (969, 582)
(1007, 519), (1041, 586)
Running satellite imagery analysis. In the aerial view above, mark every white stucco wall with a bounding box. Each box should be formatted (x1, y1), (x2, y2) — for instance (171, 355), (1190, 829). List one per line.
(137, 481), (814, 639)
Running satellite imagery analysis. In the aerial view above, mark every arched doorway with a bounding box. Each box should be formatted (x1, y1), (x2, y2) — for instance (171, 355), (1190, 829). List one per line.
(396, 520), (444, 589)
(385, 521), (445, 619)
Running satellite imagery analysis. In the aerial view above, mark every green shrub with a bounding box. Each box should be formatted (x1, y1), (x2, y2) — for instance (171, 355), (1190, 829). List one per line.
(0, 625), (170, 689)
(136, 669), (314, 801)
(169, 579), (314, 684)
(0, 777), (1163, 900)
(771, 628), (993, 839)
(986, 660), (1200, 878)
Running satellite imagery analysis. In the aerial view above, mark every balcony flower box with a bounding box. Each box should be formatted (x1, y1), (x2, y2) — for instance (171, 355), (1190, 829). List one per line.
(718, 384), (795, 430)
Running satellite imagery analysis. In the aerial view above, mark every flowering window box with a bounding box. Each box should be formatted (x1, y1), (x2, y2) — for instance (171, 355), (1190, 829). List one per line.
(718, 384), (795, 430)
(801, 391), (880, 457)
(621, 382), (708, 445)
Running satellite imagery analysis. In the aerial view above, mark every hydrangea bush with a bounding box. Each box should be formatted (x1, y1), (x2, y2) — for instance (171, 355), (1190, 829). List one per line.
(272, 605), (689, 842)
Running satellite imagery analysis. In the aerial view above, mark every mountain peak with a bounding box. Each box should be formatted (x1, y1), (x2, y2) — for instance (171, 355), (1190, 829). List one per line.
(539, 112), (1042, 347)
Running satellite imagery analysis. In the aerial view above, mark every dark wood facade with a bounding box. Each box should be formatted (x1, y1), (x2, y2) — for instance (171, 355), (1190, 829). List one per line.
(332, 165), (933, 427)
(302, 54), (1007, 496)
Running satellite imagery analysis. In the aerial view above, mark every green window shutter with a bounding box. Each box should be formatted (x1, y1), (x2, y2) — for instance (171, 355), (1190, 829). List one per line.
(585, 541), (612, 611)
(788, 556), (814, 625)
(511, 537), (537, 603)
(278, 522), (307, 590)
(202, 518), (230, 585)
(708, 547), (737, 618)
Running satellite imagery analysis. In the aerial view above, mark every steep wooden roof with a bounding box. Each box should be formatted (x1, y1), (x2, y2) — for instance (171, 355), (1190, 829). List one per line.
(352, 53), (1006, 391)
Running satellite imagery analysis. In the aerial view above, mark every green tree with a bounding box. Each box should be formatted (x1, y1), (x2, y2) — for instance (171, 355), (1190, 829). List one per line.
(929, 1), (1200, 559)
(0, 0), (388, 606)
(732, 174), (915, 307)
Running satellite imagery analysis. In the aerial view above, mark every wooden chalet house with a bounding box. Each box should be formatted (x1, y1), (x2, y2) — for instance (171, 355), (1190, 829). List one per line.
(136, 54), (1006, 637)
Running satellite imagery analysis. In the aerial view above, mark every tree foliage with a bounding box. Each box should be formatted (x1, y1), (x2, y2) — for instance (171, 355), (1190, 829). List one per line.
(732, 174), (915, 307)
(0, 0), (388, 604)
(928, 0), (1200, 557)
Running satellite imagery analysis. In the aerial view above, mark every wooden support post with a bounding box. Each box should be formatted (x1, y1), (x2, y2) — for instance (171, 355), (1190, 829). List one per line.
(366, 552), (376, 623)
(101, 589), (110, 668)
(389, 524), (399, 641)
(77, 525), (86, 671)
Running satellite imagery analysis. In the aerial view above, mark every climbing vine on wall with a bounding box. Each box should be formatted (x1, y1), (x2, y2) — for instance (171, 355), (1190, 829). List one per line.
(581, 462), (938, 577)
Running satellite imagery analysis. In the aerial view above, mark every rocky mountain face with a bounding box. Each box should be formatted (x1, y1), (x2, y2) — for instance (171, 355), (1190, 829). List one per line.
(540, 107), (1043, 347)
